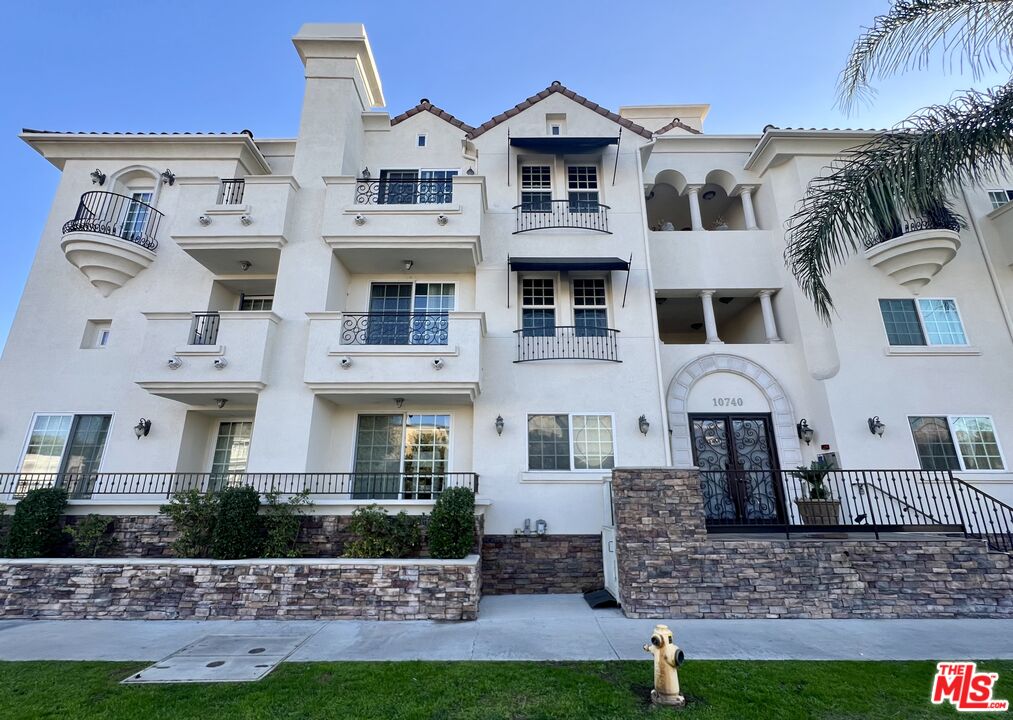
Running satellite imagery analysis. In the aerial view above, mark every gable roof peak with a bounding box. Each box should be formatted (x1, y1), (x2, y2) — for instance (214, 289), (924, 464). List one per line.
(389, 99), (474, 133)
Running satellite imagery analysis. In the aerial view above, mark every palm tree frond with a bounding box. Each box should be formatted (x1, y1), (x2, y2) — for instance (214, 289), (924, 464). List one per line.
(786, 82), (1013, 322)
(839, 0), (1013, 112)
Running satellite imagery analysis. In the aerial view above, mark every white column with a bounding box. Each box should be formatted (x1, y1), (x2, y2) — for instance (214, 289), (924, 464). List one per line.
(686, 185), (704, 231)
(758, 290), (782, 343)
(700, 290), (722, 344)
(740, 187), (758, 230)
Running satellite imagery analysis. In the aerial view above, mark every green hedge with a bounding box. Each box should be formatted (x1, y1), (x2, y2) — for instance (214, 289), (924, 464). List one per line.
(4, 488), (68, 558)
(427, 488), (475, 559)
(343, 505), (422, 558)
(211, 486), (262, 559)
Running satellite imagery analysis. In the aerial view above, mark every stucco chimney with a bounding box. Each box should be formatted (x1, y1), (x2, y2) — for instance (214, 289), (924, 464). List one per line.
(291, 23), (385, 181)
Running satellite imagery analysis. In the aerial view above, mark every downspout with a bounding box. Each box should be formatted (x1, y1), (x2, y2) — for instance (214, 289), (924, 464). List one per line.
(635, 141), (673, 465)
(959, 187), (1013, 343)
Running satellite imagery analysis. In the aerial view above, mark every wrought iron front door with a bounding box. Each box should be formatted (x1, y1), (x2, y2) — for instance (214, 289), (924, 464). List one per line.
(689, 414), (784, 525)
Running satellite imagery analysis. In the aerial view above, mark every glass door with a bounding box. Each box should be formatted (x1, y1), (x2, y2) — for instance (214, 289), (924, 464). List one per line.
(209, 421), (252, 491)
(59, 414), (112, 497)
(353, 414), (450, 499)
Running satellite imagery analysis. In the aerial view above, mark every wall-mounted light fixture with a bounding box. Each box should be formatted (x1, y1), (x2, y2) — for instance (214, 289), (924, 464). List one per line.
(868, 416), (885, 437)
(638, 414), (650, 435)
(167, 356), (182, 369)
(495, 415), (504, 436)
(239, 260), (252, 272)
(395, 397), (405, 408)
(133, 418), (151, 439)
(216, 398), (228, 409)
(240, 214), (253, 226)
(90, 169), (106, 186)
(436, 214), (448, 226)
(160, 169), (176, 186)
(361, 167), (371, 179)
(702, 190), (716, 201)
(198, 215), (212, 226)
(797, 418), (814, 445)
(402, 259), (414, 272)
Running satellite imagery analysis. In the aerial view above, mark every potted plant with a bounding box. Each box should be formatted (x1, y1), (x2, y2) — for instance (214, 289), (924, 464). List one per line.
(791, 459), (841, 525)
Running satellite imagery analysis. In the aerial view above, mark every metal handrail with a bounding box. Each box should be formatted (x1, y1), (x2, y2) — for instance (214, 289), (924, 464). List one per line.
(512, 199), (611, 234)
(862, 211), (960, 249)
(514, 325), (620, 362)
(0, 472), (479, 501)
(853, 480), (951, 525)
(217, 178), (245, 205)
(189, 312), (220, 346)
(951, 475), (1013, 553)
(340, 312), (450, 346)
(62, 190), (163, 250)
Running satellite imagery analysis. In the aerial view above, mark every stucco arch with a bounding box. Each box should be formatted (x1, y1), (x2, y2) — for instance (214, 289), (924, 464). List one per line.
(652, 169), (688, 195)
(109, 165), (164, 207)
(704, 168), (737, 194)
(666, 353), (803, 469)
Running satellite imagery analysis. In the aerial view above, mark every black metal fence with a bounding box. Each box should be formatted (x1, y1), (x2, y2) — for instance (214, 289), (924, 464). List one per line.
(862, 206), (961, 249)
(0, 472), (479, 501)
(514, 326), (620, 362)
(513, 199), (610, 233)
(189, 312), (221, 345)
(217, 178), (245, 205)
(340, 312), (449, 345)
(701, 468), (1013, 553)
(62, 191), (163, 250)
(354, 177), (454, 205)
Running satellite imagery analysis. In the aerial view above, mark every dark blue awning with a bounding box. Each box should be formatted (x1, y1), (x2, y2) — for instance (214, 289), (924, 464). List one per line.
(509, 136), (619, 153)
(508, 256), (630, 272)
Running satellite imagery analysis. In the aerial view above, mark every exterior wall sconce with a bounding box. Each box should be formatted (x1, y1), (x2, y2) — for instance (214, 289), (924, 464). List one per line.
(868, 416), (886, 437)
(216, 398), (228, 409)
(402, 259), (414, 271)
(167, 356), (182, 369)
(436, 214), (449, 226)
(431, 357), (444, 370)
(395, 397), (405, 408)
(797, 419), (814, 445)
(160, 169), (176, 186)
(213, 357), (228, 369)
(495, 415), (504, 435)
(361, 167), (371, 179)
(638, 415), (650, 435)
(354, 214), (366, 226)
(240, 214), (253, 226)
(239, 260), (252, 272)
(90, 169), (106, 186)
(199, 215), (212, 226)
(133, 418), (151, 439)
(466, 167), (475, 176)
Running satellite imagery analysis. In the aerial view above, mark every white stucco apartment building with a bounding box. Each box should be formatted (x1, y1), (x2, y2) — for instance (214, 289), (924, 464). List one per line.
(2, 24), (1012, 592)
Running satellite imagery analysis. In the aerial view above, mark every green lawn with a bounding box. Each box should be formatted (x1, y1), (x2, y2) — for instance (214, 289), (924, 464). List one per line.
(0, 660), (1010, 719)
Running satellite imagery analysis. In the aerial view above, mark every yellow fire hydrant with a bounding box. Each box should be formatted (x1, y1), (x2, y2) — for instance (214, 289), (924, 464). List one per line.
(644, 624), (686, 707)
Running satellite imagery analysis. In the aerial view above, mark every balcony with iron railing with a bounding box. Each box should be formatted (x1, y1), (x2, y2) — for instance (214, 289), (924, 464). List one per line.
(321, 175), (485, 272)
(0, 471), (479, 503)
(512, 199), (610, 234)
(862, 206), (962, 292)
(60, 191), (163, 296)
(134, 310), (280, 407)
(171, 175), (298, 274)
(305, 311), (485, 403)
(514, 325), (621, 362)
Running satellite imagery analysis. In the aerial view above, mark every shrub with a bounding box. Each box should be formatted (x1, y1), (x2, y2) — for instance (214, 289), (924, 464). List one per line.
(4, 487), (68, 558)
(67, 514), (118, 557)
(261, 489), (313, 558)
(0, 502), (10, 557)
(160, 489), (218, 558)
(344, 505), (421, 559)
(211, 486), (262, 559)
(428, 488), (475, 559)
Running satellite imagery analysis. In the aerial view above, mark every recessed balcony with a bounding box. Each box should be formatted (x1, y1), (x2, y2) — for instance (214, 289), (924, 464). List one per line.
(863, 217), (961, 292)
(321, 175), (484, 272)
(171, 176), (298, 274)
(134, 310), (279, 407)
(512, 199), (611, 234)
(649, 230), (780, 292)
(304, 311), (484, 404)
(61, 191), (162, 296)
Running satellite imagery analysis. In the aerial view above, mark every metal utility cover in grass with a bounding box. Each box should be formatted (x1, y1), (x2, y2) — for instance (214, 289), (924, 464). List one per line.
(121, 635), (308, 684)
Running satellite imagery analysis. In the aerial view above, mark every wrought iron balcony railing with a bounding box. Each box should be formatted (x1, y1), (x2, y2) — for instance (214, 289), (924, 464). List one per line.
(512, 199), (610, 234)
(217, 178), (245, 205)
(514, 325), (620, 362)
(62, 191), (163, 251)
(189, 312), (221, 345)
(701, 467), (1013, 552)
(862, 207), (961, 249)
(0, 471), (479, 502)
(354, 177), (454, 205)
(341, 312), (449, 345)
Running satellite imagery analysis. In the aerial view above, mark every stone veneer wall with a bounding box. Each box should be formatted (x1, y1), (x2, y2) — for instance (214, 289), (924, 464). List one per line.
(612, 468), (1013, 619)
(481, 535), (603, 594)
(0, 556), (480, 620)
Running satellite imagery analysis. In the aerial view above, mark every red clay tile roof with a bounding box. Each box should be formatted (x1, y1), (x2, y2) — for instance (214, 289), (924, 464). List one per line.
(653, 118), (702, 135)
(465, 81), (655, 140)
(390, 100), (474, 133)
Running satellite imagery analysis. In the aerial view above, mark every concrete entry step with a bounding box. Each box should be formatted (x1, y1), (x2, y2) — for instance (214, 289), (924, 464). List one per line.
(121, 634), (308, 684)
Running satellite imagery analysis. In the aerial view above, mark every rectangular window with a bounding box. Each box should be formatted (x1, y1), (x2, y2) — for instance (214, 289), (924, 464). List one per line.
(353, 413), (450, 498)
(17, 413), (112, 496)
(909, 416), (1005, 471)
(521, 277), (556, 337)
(366, 282), (454, 345)
(521, 165), (552, 212)
(527, 413), (614, 471)
(988, 189), (1013, 209)
(879, 298), (967, 346)
(567, 166), (599, 212)
(572, 278), (608, 337)
(81, 319), (112, 349)
(417, 134), (427, 147)
(239, 295), (273, 311)
(378, 169), (455, 204)
(210, 420), (253, 489)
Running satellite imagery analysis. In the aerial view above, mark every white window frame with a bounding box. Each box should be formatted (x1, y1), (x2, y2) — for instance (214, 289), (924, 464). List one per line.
(880, 297), (969, 347)
(367, 281), (457, 313)
(416, 133), (427, 148)
(987, 189), (1013, 209)
(525, 411), (617, 473)
(519, 274), (558, 332)
(906, 413), (1007, 473)
(349, 411), (455, 475)
(377, 168), (458, 204)
(570, 275), (611, 332)
(238, 295), (274, 312)
(520, 163), (553, 211)
(207, 418), (255, 475)
(16, 411), (116, 477)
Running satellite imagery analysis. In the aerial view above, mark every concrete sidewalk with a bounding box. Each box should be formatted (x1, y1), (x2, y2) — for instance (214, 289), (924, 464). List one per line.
(0, 595), (1010, 662)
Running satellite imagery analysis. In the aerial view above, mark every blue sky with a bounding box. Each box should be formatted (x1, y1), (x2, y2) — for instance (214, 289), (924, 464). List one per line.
(0, 0), (1006, 350)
